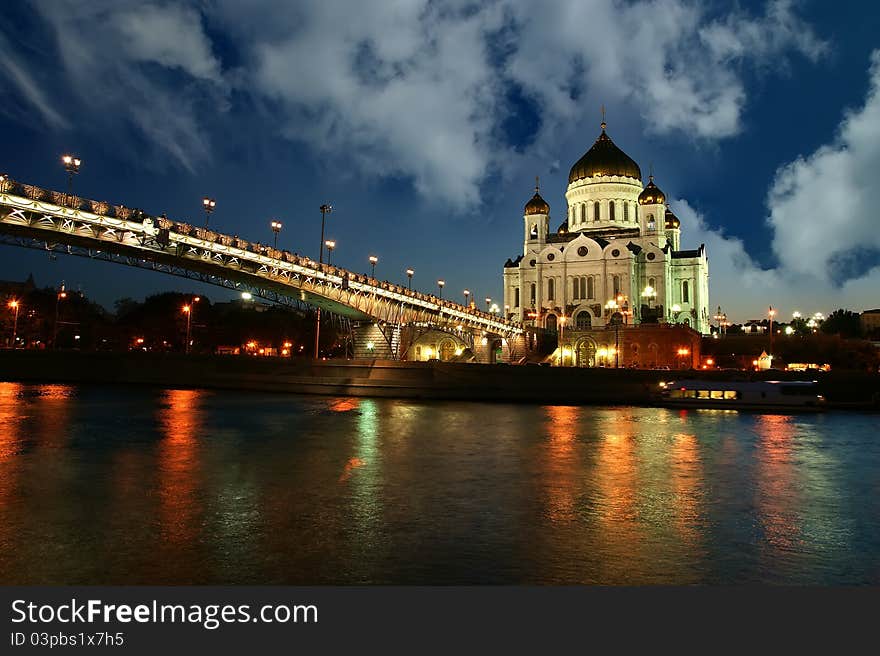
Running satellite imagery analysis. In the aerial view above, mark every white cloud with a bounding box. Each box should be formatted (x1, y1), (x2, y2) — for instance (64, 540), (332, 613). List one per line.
(30, 0), (225, 171)
(768, 49), (880, 283)
(0, 32), (68, 130)
(673, 48), (880, 320)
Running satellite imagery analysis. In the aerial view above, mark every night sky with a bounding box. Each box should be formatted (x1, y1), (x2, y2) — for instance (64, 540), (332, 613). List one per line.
(1, 0), (878, 321)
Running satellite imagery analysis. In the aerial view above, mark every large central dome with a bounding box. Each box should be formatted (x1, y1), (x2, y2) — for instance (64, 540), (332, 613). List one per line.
(568, 124), (642, 183)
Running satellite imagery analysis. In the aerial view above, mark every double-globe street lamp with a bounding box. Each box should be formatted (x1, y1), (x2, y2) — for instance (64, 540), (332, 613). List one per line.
(369, 255), (378, 278)
(61, 154), (81, 196)
(202, 197), (216, 228)
(270, 220), (283, 249)
(406, 268), (414, 290)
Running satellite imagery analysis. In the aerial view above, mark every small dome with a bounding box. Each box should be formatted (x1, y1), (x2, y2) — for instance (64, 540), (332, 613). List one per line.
(568, 123), (642, 183)
(638, 176), (666, 205)
(665, 207), (680, 229)
(524, 177), (550, 215)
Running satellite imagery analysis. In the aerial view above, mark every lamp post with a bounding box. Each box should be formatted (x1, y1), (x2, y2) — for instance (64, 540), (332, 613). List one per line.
(314, 204), (333, 360)
(270, 220), (283, 249)
(437, 280), (445, 299)
(325, 240), (336, 265)
(406, 268), (414, 291)
(485, 297), (491, 312)
(559, 315), (566, 366)
(8, 299), (19, 348)
(713, 305), (726, 336)
(61, 154), (81, 196)
(463, 289), (470, 307)
(53, 286), (67, 349)
(605, 298), (621, 368)
(182, 296), (200, 354)
(768, 306), (776, 363)
(368, 255), (378, 278)
(202, 197), (216, 228)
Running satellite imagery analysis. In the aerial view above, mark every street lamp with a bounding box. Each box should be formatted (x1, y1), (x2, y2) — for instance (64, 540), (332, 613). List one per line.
(605, 298), (621, 367)
(202, 197), (216, 228)
(369, 255), (378, 278)
(768, 306), (776, 360)
(485, 297), (491, 312)
(52, 286), (67, 349)
(406, 268), (414, 291)
(314, 203), (333, 360)
(677, 347), (690, 369)
(464, 289), (470, 307)
(61, 154), (81, 196)
(8, 299), (19, 348)
(182, 296), (200, 354)
(270, 220), (283, 249)
(437, 279), (445, 299)
(325, 240), (336, 265)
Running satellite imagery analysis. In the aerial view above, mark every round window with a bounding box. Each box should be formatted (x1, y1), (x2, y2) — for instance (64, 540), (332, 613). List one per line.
(647, 252), (656, 261)
(611, 249), (620, 257)
(577, 246), (588, 257)
(529, 259), (536, 267)
(547, 253), (555, 261)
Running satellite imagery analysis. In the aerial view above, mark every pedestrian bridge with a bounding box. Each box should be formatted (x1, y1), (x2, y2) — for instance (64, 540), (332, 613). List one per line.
(0, 176), (527, 360)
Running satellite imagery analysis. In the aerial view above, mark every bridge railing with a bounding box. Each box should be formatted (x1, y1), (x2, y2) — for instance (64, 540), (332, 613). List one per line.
(0, 176), (523, 335)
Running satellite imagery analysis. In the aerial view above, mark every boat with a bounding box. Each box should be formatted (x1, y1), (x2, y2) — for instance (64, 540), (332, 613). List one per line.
(656, 379), (826, 411)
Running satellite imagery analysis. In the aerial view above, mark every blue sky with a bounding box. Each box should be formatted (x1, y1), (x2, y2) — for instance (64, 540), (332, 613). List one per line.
(0, 0), (878, 321)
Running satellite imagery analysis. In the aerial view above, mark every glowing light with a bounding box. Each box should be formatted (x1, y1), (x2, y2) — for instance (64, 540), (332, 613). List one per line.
(785, 326), (794, 335)
(241, 292), (253, 300)
(366, 341), (375, 351)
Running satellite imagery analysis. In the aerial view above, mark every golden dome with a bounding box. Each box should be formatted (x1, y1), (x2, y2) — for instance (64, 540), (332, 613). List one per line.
(568, 123), (642, 183)
(524, 177), (550, 215)
(665, 207), (680, 229)
(638, 176), (666, 205)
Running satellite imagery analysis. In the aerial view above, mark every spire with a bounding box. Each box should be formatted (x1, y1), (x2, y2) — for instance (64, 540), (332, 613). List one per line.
(535, 175), (540, 193)
(649, 162), (654, 182)
(600, 104), (606, 131)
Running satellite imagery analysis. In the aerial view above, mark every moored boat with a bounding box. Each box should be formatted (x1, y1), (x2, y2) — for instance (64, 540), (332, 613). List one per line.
(656, 379), (826, 411)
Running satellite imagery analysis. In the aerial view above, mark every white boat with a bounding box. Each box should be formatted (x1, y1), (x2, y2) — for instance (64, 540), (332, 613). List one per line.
(657, 379), (826, 411)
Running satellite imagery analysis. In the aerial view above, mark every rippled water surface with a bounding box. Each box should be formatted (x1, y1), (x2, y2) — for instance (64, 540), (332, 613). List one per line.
(1, 382), (878, 584)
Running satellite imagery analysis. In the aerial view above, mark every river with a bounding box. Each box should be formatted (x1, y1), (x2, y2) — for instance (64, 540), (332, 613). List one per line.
(1, 382), (878, 584)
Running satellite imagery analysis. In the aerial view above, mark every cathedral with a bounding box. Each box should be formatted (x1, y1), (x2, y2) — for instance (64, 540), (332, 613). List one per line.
(503, 120), (709, 367)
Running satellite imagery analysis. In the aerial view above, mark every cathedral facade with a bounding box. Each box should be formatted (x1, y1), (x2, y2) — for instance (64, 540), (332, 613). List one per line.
(503, 122), (709, 366)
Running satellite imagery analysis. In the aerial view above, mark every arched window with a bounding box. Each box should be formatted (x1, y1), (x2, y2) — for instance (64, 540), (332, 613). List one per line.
(547, 278), (555, 301)
(514, 287), (520, 307)
(594, 203), (601, 222)
(580, 204), (586, 223)
(587, 277), (594, 299)
(648, 277), (655, 289)
(613, 275), (620, 296)
(546, 314), (557, 332)
(580, 277), (588, 299)
(530, 283), (536, 305)
(609, 202), (615, 222)
(530, 223), (538, 238)
(647, 213), (655, 231)
(623, 202), (629, 222)
(575, 312), (592, 329)
(571, 278), (579, 300)
(682, 280), (690, 303)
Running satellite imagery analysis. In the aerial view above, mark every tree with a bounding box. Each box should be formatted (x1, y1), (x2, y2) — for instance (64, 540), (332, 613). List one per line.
(820, 309), (862, 338)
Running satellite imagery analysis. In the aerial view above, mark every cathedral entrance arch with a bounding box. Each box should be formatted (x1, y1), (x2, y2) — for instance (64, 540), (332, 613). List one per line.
(575, 338), (597, 367)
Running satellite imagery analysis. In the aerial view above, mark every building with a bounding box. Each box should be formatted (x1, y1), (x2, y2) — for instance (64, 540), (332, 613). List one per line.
(502, 121), (709, 367)
(861, 309), (880, 338)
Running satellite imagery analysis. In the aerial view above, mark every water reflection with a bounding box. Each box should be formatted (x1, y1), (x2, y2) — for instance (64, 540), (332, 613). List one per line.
(670, 433), (703, 552)
(155, 389), (205, 578)
(754, 414), (801, 555)
(541, 406), (579, 524)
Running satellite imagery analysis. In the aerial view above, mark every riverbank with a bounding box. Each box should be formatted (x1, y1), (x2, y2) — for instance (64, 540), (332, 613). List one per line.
(0, 350), (878, 408)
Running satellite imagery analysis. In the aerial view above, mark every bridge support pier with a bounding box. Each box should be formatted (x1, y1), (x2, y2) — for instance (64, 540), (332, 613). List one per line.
(351, 322), (399, 359)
